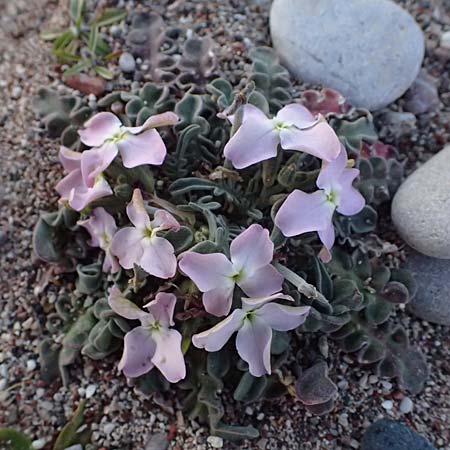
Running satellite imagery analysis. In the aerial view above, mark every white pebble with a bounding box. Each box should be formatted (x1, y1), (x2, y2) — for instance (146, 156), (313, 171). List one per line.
(207, 436), (223, 448)
(11, 86), (22, 99)
(85, 384), (97, 398)
(257, 412), (265, 420)
(103, 422), (115, 435)
(400, 396), (414, 414)
(441, 31), (450, 49)
(64, 445), (83, 450)
(0, 378), (7, 391)
(381, 400), (393, 410)
(31, 438), (46, 449)
(26, 359), (37, 372)
(245, 406), (253, 415)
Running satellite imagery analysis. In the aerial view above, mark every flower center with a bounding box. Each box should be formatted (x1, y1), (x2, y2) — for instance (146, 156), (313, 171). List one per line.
(230, 269), (245, 283)
(109, 128), (129, 143)
(273, 120), (291, 131)
(325, 189), (339, 206)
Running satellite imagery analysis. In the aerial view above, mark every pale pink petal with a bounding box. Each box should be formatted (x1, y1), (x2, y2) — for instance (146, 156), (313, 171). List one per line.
(203, 283), (236, 317)
(316, 145), (348, 191)
(110, 227), (143, 269)
(276, 104), (316, 128)
(178, 252), (235, 292)
(256, 303), (310, 331)
(126, 189), (151, 230)
(139, 236), (177, 279)
(59, 146), (81, 172)
(318, 246), (332, 263)
(108, 286), (149, 321)
(151, 210), (180, 232)
(317, 222), (335, 251)
(69, 176), (112, 212)
(118, 129), (166, 168)
(238, 264), (283, 298)
(56, 169), (82, 200)
(236, 318), (272, 377)
(230, 224), (274, 274)
(279, 120), (341, 162)
(81, 143), (118, 187)
(78, 207), (117, 248)
(275, 190), (334, 237)
(78, 112), (122, 147)
(192, 309), (245, 351)
(103, 250), (120, 273)
(151, 328), (186, 383)
(241, 293), (294, 311)
(119, 326), (156, 378)
(336, 168), (365, 216)
(144, 292), (177, 327)
(223, 104), (279, 169)
(125, 112), (179, 134)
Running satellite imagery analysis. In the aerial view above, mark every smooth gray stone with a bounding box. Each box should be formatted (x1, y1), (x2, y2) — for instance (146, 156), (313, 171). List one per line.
(361, 419), (436, 450)
(405, 249), (450, 325)
(270, 0), (425, 110)
(392, 145), (450, 259)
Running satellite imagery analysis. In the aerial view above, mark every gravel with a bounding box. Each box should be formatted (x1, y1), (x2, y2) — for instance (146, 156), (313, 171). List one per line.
(1, 0), (450, 449)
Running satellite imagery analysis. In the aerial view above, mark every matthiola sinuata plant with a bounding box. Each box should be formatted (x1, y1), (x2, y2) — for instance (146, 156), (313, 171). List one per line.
(34, 46), (424, 441)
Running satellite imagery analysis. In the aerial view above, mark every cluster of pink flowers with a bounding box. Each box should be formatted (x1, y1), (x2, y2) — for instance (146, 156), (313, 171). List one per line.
(55, 102), (365, 383)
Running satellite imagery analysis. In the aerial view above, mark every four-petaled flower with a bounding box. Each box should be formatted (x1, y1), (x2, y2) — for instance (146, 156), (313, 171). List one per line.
(108, 286), (186, 382)
(192, 293), (310, 377)
(223, 103), (341, 169)
(179, 224), (283, 317)
(78, 111), (178, 187)
(78, 207), (119, 273)
(275, 146), (365, 262)
(110, 188), (181, 279)
(56, 146), (112, 212)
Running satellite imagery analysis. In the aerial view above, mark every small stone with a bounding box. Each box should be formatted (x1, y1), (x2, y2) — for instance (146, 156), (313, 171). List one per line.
(103, 423), (116, 435)
(270, 0), (424, 110)
(403, 71), (440, 114)
(400, 397), (414, 414)
(11, 86), (22, 99)
(361, 419), (436, 450)
(257, 412), (265, 420)
(31, 439), (46, 449)
(119, 52), (136, 73)
(392, 145), (450, 259)
(369, 375), (378, 384)
(144, 432), (169, 450)
(85, 384), (97, 398)
(110, 25), (122, 38)
(440, 31), (450, 49)
(65, 74), (106, 96)
(207, 436), (223, 448)
(26, 359), (37, 372)
(64, 446), (83, 450)
(404, 250), (450, 325)
(381, 400), (393, 410)
(245, 406), (254, 415)
(0, 230), (7, 247)
(0, 379), (7, 391)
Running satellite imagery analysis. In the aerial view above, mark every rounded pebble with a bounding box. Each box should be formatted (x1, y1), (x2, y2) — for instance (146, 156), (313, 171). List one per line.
(400, 397), (414, 414)
(119, 52), (136, 73)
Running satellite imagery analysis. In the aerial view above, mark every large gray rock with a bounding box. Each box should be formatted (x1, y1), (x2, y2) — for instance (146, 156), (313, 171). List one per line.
(270, 0), (424, 110)
(405, 249), (450, 325)
(392, 146), (450, 259)
(361, 419), (436, 450)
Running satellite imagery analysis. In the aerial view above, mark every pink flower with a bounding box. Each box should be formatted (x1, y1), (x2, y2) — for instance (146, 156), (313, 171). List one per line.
(178, 224), (283, 317)
(78, 207), (120, 273)
(275, 147), (365, 262)
(223, 104), (341, 169)
(108, 286), (186, 382)
(78, 111), (178, 187)
(110, 189), (180, 279)
(192, 293), (310, 377)
(56, 146), (112, 211)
